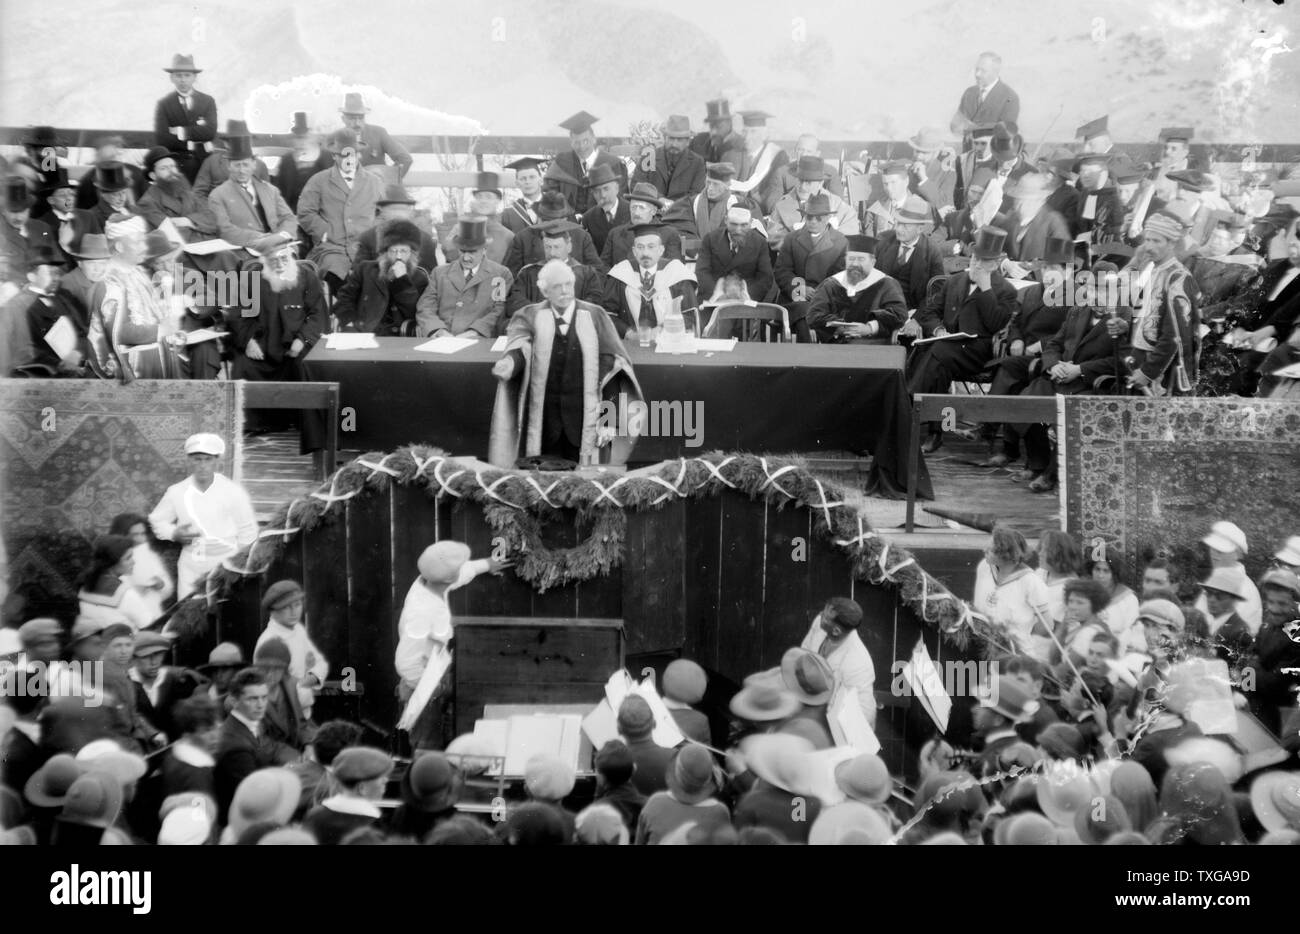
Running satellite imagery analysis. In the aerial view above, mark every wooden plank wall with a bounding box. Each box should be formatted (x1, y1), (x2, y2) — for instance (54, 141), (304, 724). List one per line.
(222, 487), (975, 772)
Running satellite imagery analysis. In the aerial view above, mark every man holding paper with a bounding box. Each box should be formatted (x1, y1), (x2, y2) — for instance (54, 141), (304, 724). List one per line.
(2, 245), (87, 376)
(800, 597), (877, 728)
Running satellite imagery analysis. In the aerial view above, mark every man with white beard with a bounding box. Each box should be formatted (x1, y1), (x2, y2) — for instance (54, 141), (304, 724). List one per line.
(137, 147), (219, 241)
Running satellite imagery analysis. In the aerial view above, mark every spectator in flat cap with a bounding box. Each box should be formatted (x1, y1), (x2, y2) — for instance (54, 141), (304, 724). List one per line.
(593, 739), (646, 829)
(661, 659), (711, 746)
(799, 597), (877, 727)
(1191, 522), (1262, 634)
(288, 719), (365, 815)
(214, 668), (300, 824)
(617, 696), (674, 798)
(129, 631), (200, 741)
(635, 744), (729, 844)
(252, 638), (311, 751)
(390, 751), (462, 840)
(502, 801), (570, 846)
(302, 745), (393, 845)
(256, 579), (328, 699)
(196, 641), (245, 710)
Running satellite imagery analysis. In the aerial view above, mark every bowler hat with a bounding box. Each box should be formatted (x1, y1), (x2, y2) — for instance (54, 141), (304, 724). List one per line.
(535, 190), (572, 221)
(340, 92), (370, 115)
(163, 53), (202, 73)
(663, 659), (707, 705)
(970, 225), (1008, 259)
(326, 129), (361, 155)
(417, 540), (472, 583)
(585, 163), (620, 189)
(800, 192), (832, 217)
(225, 135), (255, 163)
(663, 115), (693, 138)
(473, 171), (503, 197)
(3, 176), (33, 212)
(404, 751), (462, 811)
(261, 579), (305, 615)
(795, 155), (826, 182)
(703, 99), (732, 122)
(144, 146), (177, 176)
(626, 182), (664, 207)
(94, 162), (130, 192)
(377, 184), (415, 206)
(22, 125), (62, 148)
(253, 637), (291, 670)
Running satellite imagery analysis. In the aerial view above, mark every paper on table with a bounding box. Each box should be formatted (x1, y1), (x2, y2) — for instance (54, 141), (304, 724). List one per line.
(693, 338), (738, 352)
(181, 328), (224, 345)
(913, 331), (978, 345)
(43, 316), (77, 358)
(472, 719), (509, 776)
(581, 699), (620, 749)
(326, 332), (380, 350)
(414, 335), (478, 354)
(490, 336), (509, 352)
(604, 669), (632, 713)
(504, 714), (566, 775)
(828, 687), (882, 754)
(183, 238), (240, 256)
(901, 638), (951, 732)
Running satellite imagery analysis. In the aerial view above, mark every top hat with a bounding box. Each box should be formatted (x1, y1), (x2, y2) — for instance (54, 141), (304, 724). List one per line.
(626, 182), (664, 207)
(472, 171), (503, 197)
(971, 225), (1008, 259)
(535, 190), (573, 221)
(794, 155), (826, 182)
(163, 53), (202, 73)
(290, 112), (310, 137)
(226, 135), (255, 163)
(94, 163), (130, 192)
(452, 216), (489, 250)
(225, 119), (252, 136)
(704, 99), (732, 123)
(663, 115), (693, 138)
(800, 192), (832, 216)
(22, 125), (62, 148)
(340, 92), (370, 115)
(585, 163), (620, 189)
(4, 176), (34, 211)
(559, 111), (598, 135)
(1039, 237), (1075, 266)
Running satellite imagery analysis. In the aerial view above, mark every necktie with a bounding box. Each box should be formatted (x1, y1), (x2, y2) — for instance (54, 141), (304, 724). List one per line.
(180, 95), (191, 112)
(554, 310), (568, 336)
(900, 246), (913, 265)
(607, 210), (615, 224)
(730, 238), (739, 257)
(639, 271), (656, 328)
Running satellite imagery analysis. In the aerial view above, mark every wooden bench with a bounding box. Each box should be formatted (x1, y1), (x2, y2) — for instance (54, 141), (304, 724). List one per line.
(241, 380), (340, 480)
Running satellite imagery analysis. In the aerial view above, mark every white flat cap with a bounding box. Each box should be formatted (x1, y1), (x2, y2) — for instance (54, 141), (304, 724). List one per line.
(1202, 520), (1248, 555)
(184, 433), (226, 456)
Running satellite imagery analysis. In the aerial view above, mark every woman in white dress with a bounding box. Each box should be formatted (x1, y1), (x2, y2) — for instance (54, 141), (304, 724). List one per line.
(973, 526), (1053, 658)
(1085, 546), (1144, 653)
(109, 512), (173, 624)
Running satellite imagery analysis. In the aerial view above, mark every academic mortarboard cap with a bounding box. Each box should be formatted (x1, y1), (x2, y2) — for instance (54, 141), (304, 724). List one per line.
(844, 234), (877, 254)
(505, 156), (548, 173)
(1159, 127), (1194, 143)
(1075, 115), (1109, 141)
(559, 111), (599, 134)
(1109, 154), (1145, 184)
(739, 110), (773, 128)
(630, 222), (666, 240)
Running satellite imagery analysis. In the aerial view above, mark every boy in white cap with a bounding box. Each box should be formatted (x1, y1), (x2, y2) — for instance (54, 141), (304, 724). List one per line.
(1273, 536), (1300, 572)
(394, 541), (510, 749)
(1192, 521), (1262, 634)
(149, 433), (257, 599)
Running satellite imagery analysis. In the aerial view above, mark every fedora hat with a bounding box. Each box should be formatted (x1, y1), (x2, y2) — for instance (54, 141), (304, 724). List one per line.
(729, 683), (800, 722)
(663, 115), (693, 138)
(60, 772), (123, 829)
(226, 135), (255, 163)
(990, 123), (1022, 163)
(808, 801), (892, 845)
(780, 648), (834, 705)
(377, 184), (415, 206)
(897, 194), (933, 225)
(535, 190), (572, 221)
(94, 162), (130, 192)
(1250, 771), (1300, 833)
(69, 234), (111, 262)
(971, 225), (1008, 260)
(22, 125), (62, 148)
(585, 163), (620, 189)
(326, 129), (361, 155)
(704, 99), (732, 123)
(800, 192), (832, 217)
(626, 182), (664, 207)
(340, 92), (370, 115)
(909, 126), (950, 152)
(741, 733), (816, 795)
(1199, 567), (1248, 600)
(1035, 763), (1100, 827)
(163, 53), (202, 73)
(795, 155), (826, 182)
(834, 754), (892, 805)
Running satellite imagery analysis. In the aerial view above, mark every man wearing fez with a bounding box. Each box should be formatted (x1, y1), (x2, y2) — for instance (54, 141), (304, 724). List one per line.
(602, 182), (684, 269)
(690, 99), (745, 167)
(297, 129), (384, 293)
(194, 121), (271, 201)
(951, 52), (1020, 145)
(503, 191), (604, 275)
(695, 206), (774, 305)
(333, 219), (430, 336)
(339, 92), (412, 181)
(443, 173), (515, 266)
(545, 112), (628, 217)
(230, 236), (327, 450)
(580, 163), (630, 257)
(1115, 211), (1199, 396)
(208, 134), (298, 248)
(633, 115), (706, 202)
(729, 111), (788, 216)
(136, 147), (219, 241)
(766, 155), (858, 253)
(508, 220), (604, 324)
(1, 176), (59, 287)
(355, 186), (438, 271)
(807, 234), (907, 345)
(490, 259), (643, 468)
(275, 113), (334, 213)
(154, 54), (218, 183)
(902, 226), (1018, 452)
(501, 157), (548, 236)
(416, 217), (512, 338)
(874, 194), (945, 310)
(774, 192), (847, 343)
(603, 223), (699, 339)
(1073, 152), (1125, 246)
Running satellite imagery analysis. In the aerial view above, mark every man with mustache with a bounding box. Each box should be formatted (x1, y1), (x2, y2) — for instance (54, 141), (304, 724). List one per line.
(807, 234), (906, 345)
(333, 220), (430, 336)
(137, 147), (219, 241)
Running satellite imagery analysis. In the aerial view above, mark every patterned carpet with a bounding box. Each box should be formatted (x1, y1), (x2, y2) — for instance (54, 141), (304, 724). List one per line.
(0, 379), (243, 619)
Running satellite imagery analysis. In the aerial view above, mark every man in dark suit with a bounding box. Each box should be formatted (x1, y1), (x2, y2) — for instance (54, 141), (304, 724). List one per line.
(130, 632), (203, 741)
(601, 183), (683, 269)
(353, 185), (438, 272)
(136, 147), (219, 241)
(340, 93), (412, 181)
(213, 668), (299, 822)
(902, 226), (1019, 451)
(808, 234), (907, 345)
(334, 220), (430, 335)
(24, 170), (99, 262)
(2, 177), (60, 288)
(545, 112), (628, 217)
(507, 220), (604, 325)
(580, 164), (629, 256)
(689, 99), (745, 169)
(775, 193), (847, 342)
(955, 125), (996, 210)
(1073, 153), (1124, 246)
(1042, 157), (1081, 233)
(505, 191), (603, 275)
(1003, 174), (1072, 266)
(695, 207), (774, 304)
(633, 115), (706, 202)
(951, 53), (1020, 146)
(1199, 569), (1252, 669)
(154, 54), (218, 183)
(874, 211), (945, 310)
(275, 112), (334, 212)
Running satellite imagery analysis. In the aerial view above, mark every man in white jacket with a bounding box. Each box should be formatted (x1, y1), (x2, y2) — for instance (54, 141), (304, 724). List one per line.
(800, 597), (878, 728)
(149, 433), (257, 599)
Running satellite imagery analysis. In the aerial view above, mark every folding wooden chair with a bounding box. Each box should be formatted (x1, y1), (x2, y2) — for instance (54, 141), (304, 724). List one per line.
(702, 302), (791, 342)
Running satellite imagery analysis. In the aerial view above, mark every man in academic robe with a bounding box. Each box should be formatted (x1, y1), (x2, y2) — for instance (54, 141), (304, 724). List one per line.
(602, 223), (699, 339)
(353, 185), (439, 272)
(441, 173), (515, 267)
(765, 155), (858, 253)
(689, 99), (745, 168)
(807, 234), (907, 345)
(208, 135), (298, 248)
(154, 54), (218, 183)
(489, 259), (644, 468)
(275, 112), (335, 213)
(333, 220), (430, 336)
(504, 192), (604, 275)
(950, 52), (1020, 146)
(1002, 173), (1072, 267)
(340, 92), (413, 181)
(500, 157), (548, 237)
(507, 220), (604, 326)
(901, 226), (1019, 452)
(874, 197), (945, 310)
(136, 147), (219, 241)
(695, 207), (774, 304)
(601, 183), (683, 269)
(580, 163), (630, 257)
(1, 176), (59, 288)
(544, 112), (628, 217)
(416, 217), (512, 338)
(1077, 115), (1115, 157)
(1073, 153), (1125, 246)
(632, 115), (706, 202)
(774, 192), (847, 342)
(728, 111), (788, 216)
(296, 130), (384, 292)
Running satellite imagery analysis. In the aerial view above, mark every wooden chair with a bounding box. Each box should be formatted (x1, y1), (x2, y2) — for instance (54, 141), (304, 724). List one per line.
(702, 302), (791, 342)
(241, 380), (340, 480)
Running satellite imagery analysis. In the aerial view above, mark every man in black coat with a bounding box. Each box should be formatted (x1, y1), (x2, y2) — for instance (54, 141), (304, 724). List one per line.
(4, 246), (88, 376)
(951, 52), (1020, 146)
(695, 207), (774, 304)
(30, 169), (101, 258)
(352, 185), (439, 272)
(73, 135), (149, 212)
(874, 220), (945, 311)
(1073, 153), (1124, 246)
(334, 220), (430, 335)
(2, 177), (60, 288)
(775, 193), (848, 342)
(213, 669), (299, 823)
(902, 226), (1018, 451)
(689, 99), (744, 169)
(633, 115), (706, 202)
(602, 183), (683, 269)
(340, 93), (413, 181)
(507, 220), (603, 324)
(154, 54), (218, 183)
(808, 234), (907, 344)
(505, 191), (604, 276)
(580, 163), (630, 257)
(545, 112), (628, 217)
(1245, 571), (1300, 735)
(275, 113), (335, 213)
(130, 633), (204, 742)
